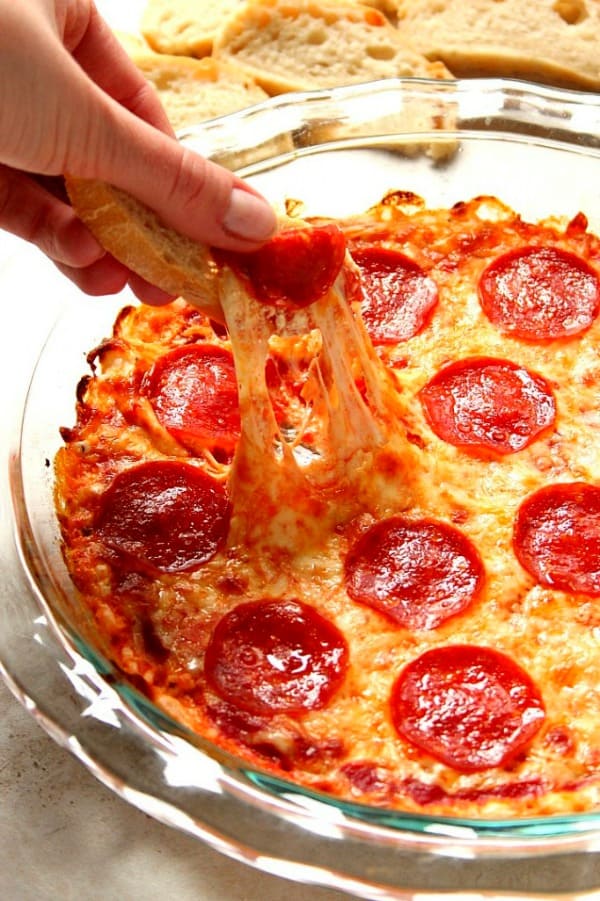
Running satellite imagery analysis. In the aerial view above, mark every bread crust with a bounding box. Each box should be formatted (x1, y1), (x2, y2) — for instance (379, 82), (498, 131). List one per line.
(141, 0), (241, 57)
(65, 177), (222, 319)
(395, 0), (600, 91)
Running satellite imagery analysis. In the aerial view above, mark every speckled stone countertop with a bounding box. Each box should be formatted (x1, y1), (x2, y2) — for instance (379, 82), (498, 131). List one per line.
(0, 681), (351, 901)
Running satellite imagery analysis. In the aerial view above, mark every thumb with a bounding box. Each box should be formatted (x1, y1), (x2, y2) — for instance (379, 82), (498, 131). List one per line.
(65, 73), (277, 251)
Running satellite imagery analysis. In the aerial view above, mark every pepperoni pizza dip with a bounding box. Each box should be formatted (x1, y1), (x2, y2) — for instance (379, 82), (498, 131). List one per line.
(55, 192), (600, 819)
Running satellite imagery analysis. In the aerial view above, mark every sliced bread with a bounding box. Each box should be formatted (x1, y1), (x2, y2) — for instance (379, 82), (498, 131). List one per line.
(395, 0), (600, 91)
(141, 0), (242, 58)
(212, 0), (452, 94)
(129, 53), (269, 132)
(65, 177), (222, 319)
(113, 29), (156, 57)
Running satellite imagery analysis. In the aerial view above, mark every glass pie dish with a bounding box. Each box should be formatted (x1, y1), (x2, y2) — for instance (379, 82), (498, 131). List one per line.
(4, 77), (600, 899)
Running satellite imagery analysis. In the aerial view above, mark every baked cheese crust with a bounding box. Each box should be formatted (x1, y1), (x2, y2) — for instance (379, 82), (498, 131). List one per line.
(55, 193), (600, 819)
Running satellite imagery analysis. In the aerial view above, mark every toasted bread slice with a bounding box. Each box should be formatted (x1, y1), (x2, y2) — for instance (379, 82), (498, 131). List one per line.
(395, 0), (600, 91)
(65, 177), (222, 319)
(212, 0), (451, 94)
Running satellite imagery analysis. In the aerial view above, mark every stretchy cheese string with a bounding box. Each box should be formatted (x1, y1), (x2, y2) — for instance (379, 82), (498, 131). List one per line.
(218, 250), (415, 553)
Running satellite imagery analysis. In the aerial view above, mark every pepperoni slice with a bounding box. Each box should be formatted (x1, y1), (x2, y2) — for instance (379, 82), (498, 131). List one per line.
(419, 356), (556, 456)
(391, 645), (545, 772)
(96, 460), (230, 573)
(204, 599), (348, 714)
(513, 482), (600, 595)
(219, 224), (347, 308)
(347, 246), (438, 343)
(344, 516), (484, 630)
(479, 245), (600, 340)
(142, 344), (240, 454)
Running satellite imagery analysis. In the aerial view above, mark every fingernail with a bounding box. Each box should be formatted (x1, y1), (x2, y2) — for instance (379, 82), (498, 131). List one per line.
(222, 188), (277, 241)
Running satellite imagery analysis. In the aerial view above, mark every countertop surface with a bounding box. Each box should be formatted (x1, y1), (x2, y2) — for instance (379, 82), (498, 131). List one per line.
(2, 3), (600, 899)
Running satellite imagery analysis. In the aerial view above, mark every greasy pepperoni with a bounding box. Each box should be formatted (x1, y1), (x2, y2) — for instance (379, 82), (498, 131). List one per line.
(398, 776), (546, 805)
(419, 356), (556, 456)
(347, 246), (438, 343)
(142, 344), (240, 454)
(342, 765), (545, 804)
(204, 599), (348, 714)
(479, 245), (600, 340)
(391, 645), (545, 772)
(344, 516), (484, 630)
(513, 482), (600, 595)
(219, 225), (347, 308)
(341, 761), (396, 797)
(96, 460), (230, 573)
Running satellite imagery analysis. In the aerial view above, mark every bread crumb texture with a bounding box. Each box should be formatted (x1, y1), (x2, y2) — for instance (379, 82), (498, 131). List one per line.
(141, 0), (242, 56)
(133, 54), (268, 130)
(395, 0), (600, 89)
(211, 0), (450, 93)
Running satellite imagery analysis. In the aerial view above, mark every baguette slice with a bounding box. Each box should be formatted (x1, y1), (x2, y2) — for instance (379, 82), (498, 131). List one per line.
(65, 177), (222, 319)
(129, 53), (269, 132)
(358, 0), (399, 20)
(395, 0), (600, 91)
(113, 30), (156, 57)
(212, 0), (452, 94)
(141, 0), (241, 57)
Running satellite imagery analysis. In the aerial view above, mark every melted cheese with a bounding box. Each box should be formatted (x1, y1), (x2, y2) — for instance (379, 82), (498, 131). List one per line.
(218, 243), (416, 555)
(54, 195), (600, 819)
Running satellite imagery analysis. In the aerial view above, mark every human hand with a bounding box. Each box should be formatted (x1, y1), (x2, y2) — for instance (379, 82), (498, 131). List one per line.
(0, 0), (277, 303)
